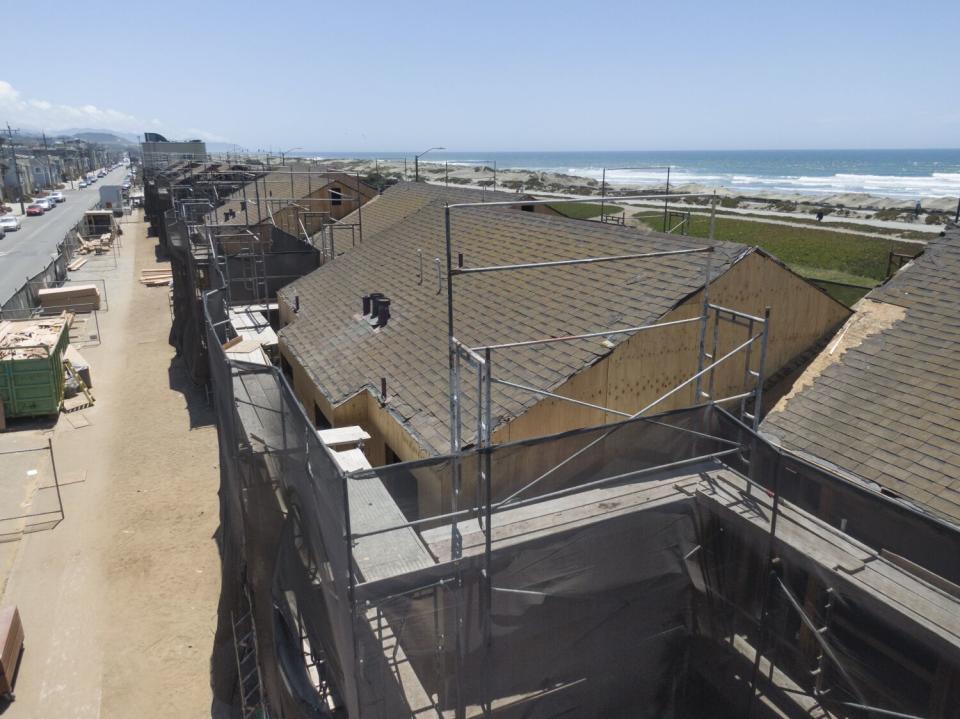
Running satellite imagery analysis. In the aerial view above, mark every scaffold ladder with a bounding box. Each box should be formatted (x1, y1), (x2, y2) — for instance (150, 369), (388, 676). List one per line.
(696, 303), (770, 432)
(231, 586), (268, 719)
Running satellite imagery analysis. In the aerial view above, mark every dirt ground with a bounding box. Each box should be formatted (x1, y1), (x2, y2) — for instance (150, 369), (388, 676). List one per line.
(0, 211), (221, 717)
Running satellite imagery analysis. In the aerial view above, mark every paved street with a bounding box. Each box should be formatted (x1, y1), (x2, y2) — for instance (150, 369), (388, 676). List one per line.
(0, 166), (128, 303)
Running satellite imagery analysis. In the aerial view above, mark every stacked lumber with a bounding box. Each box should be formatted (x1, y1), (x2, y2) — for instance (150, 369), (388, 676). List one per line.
(38, 285), (101, 313)
(67, 257), (88, 272)
(140, 268), (173, 286)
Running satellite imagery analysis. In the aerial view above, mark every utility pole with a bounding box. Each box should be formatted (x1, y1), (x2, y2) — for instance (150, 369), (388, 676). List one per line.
(663, 166), (671, 231)
(41, 131), (56, 191)
(6, 124), (25, 213)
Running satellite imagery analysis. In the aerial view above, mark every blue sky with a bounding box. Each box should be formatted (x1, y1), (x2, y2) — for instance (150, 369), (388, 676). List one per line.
(1, 0), (957, 151)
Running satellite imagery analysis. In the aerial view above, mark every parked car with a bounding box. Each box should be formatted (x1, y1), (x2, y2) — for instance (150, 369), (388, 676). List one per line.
(35, 197), (55, 211)
(0, 225), (4, 240)
(79, 180), (88, 188)
(0, 214), (22, 231)
(48, 191), (65, 203)
(26, 203), (45, 216)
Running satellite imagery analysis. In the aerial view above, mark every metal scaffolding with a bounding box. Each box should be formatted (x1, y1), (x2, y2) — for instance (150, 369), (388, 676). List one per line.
(437, 191), (772, 718)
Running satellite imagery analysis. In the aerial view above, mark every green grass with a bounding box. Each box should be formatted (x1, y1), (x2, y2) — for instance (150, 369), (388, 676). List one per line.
(550, 202), (623, 220)
(678, 206), (935, 240)
(636, 214), (924, 305)
(808, 282), (873, 307)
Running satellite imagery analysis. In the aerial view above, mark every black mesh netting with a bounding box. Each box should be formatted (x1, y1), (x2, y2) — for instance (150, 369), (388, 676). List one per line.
(202, 288), (960, 719)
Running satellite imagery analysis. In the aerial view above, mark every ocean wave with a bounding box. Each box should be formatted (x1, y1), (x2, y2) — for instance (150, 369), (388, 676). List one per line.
(561, 167), (960, 198)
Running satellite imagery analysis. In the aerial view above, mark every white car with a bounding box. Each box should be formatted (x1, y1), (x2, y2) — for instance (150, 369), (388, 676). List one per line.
(35, 197), (55, 211)
(48, 191), (65, 203)
(0, 214), (22, 232)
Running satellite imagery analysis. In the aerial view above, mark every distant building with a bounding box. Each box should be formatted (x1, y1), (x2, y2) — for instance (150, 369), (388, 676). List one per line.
(1, 154), (36, 198)
(140, 133), (206, 171)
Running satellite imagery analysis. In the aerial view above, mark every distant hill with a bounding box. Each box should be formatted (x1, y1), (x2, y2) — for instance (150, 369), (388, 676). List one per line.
(51, 128), (140, 146)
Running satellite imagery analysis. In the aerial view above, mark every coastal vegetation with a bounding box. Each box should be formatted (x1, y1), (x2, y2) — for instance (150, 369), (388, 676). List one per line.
(636, 213), (923, 305)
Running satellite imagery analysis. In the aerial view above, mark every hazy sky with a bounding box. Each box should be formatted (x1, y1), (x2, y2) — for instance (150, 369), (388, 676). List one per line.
(1, 0), (957, 151)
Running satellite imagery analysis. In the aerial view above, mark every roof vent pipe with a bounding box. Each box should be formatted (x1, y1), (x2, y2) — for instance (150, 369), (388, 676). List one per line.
(362, 295), (371, 315)
(369, 292), (385, 317)
(376, 298), (391, 328)
(294, 295), (300, 313)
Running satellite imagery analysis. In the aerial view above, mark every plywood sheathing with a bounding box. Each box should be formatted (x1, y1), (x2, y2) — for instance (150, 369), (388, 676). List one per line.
(279, 182), (848, 470)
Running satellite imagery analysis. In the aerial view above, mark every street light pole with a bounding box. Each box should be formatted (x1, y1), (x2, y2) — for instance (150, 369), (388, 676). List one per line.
(281, 146), (303, 166)
(415, 146), (445, 182)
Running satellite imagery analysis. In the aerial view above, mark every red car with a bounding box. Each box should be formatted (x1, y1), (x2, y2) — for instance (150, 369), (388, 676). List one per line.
(26, 204), (44, 216)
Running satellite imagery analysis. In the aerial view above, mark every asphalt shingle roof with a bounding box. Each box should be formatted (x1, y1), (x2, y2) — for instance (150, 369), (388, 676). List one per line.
(281, 182), (749, 455)
(763, 227), (960, 525)
(336, 181), (539, 241)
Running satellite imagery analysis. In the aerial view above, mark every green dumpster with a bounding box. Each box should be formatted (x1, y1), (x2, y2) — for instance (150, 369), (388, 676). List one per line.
(0, 318), (70, 418)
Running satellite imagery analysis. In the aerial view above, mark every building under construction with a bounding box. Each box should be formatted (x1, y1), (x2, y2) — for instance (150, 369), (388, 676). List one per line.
(191, 175), (960, 719)
(145, 160), (381, 383)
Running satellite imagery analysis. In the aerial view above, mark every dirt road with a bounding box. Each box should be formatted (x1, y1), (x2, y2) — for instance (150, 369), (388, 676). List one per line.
(0, 212), (221, 717)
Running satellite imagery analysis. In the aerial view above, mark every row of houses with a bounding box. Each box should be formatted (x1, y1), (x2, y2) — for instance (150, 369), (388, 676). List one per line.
(149, 149), (960, 718)
(0, 136), (121, 202)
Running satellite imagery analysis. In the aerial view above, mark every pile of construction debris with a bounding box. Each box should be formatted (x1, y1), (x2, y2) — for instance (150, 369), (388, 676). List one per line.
(73, 233), (115, 256)
(0, 316), (70, 361)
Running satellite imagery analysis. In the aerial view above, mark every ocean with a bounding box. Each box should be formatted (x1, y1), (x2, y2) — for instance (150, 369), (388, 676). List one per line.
(308, 149), (960, 200)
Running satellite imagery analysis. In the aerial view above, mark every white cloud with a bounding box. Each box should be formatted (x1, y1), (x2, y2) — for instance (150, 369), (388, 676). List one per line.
(0, 80), (231, 144)
(0, 80), (19, 102)
(0, 79), (155, 135)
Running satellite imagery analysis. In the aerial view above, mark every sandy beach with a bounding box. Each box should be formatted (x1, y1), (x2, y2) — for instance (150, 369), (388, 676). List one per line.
(299, 158), (958, 229)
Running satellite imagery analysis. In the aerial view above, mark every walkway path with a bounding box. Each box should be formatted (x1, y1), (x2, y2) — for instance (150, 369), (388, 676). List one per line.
(0, 211), (220, 717)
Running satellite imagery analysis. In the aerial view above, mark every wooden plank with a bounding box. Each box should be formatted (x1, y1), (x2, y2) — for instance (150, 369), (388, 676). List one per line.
(318, 426), (371, 448)
(225, 339), (265, 354)
(224, 346), (270, 366)
(423, 469), (703, 562)
(229, 307), (278, 347)
(0, 605), (23, 695)
(332, 448), (371, 473)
